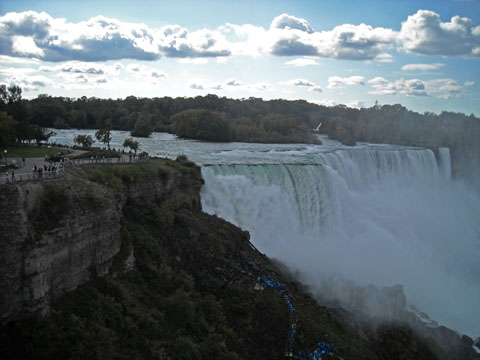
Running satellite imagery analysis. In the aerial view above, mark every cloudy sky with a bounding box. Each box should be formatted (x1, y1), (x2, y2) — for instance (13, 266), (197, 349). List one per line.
(1, 0), (479, 115)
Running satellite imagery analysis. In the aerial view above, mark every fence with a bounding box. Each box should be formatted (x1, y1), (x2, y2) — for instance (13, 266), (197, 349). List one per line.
(0, 168), (65, 185)
(0, 155), (149, 185)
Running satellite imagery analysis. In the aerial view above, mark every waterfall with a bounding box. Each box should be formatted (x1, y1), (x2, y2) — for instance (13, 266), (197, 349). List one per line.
(438, 147), (452, 180)
(201, 147), (480, 337)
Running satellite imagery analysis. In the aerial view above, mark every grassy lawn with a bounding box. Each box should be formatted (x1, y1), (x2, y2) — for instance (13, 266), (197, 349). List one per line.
(3, 144), (68, 158)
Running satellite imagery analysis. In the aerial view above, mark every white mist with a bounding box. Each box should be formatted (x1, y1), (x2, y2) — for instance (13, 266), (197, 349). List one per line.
(201, 148), (480, 337)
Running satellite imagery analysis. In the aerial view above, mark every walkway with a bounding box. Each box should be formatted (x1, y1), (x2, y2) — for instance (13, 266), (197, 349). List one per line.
(10, 148), (87, 175)
(0, 152), (149, 185)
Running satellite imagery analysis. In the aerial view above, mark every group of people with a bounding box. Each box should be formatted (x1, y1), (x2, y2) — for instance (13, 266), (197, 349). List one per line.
(258, 275), (298, 356)
(257, 275), (340, 359)
(297, 342), (338, 360)
(32, 162), (63, 179)
(127, 151), (149, 162)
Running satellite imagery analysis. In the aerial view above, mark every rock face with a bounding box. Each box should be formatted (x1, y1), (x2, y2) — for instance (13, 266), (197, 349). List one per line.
(0, 177), (122, 322)
(0, 160), (203, 323)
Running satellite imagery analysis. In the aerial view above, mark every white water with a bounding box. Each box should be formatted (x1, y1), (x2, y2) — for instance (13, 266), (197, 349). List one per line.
(201, 148), (480, 338)
(49, 129), (480, 337)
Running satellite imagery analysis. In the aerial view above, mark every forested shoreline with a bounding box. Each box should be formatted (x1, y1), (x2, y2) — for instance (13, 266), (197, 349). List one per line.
(1, 86), (479, 178)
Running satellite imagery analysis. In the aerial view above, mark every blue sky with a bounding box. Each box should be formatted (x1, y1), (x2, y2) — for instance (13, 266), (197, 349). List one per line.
(1, 0), (479, 115)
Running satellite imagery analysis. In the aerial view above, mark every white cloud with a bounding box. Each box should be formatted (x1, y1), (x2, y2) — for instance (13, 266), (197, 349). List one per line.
(0, 73), (53, 91)
(225, 78), (243, 86)
(151, 70), (166, 78)
(11, 36), (44, 57)
(221, 23), (269, 57)
(178, 58), (209, 64)
(0, 66), (38, 76)
(270, 14), (314, 33)
(39, 61), (110, 74)
(309, 86), (323, 93)
(401, 63), (445, 71)
(0, 11), (231, 62)
(285, 78), (316, 87)
(160, 26), (231, 58)
(126, 64), (141, 72)
(465, 81), (475, 86)
(375, 53), (394, 63)
(270, 22), (397, 60)
(346, 100), (366, 109)
(1, 9), (479, 66)
(185, 78), (269, 92)
(284, 57), (319, 67)
(0, 55), (40, 64)
(250, 82), (268, 91)
(310, 99), (337, 107)
(201, 14), (398, 61)
(368, 76), (390, 86)
(368, 76), (464, 98)
(126, 63), (166, 79)
(189, 82), (204, 90)
(328, 75), (365, 88)
(399, 10), (480, 57)
(235, 10), (480, 60)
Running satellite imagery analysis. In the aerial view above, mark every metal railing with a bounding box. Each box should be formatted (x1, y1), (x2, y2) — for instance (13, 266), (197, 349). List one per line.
(0, 155), (149, 185)
(1, 168), (65, 184)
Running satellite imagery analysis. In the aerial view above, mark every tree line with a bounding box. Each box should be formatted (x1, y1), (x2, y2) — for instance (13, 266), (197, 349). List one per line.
(0, 85), (55, 147)
(1, 86), (478, 177)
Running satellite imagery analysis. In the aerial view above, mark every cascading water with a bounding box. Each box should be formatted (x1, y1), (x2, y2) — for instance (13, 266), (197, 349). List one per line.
(438, 147), (452, 180)
(201, 147), (480, 337)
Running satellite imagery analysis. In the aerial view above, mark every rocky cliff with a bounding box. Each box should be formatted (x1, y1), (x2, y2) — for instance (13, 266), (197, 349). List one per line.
(0, 158), (202, 323)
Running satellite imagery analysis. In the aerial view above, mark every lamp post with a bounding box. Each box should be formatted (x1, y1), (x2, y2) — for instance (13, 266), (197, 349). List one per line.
(3, 149), (6, 167)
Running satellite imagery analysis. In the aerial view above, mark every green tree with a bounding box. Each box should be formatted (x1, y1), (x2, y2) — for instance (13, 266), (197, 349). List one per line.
(3, 85), (29, 143)
(95, 120), (112, 149)
(131, 115), (153, 137)
(171, 109), (233, 142)
(0, 111), (17, 147)
(0, 85), (8, 112)
(74, 134), (94, 148)
(122, 137), (139, 154)
(30, 125), (56, 146)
